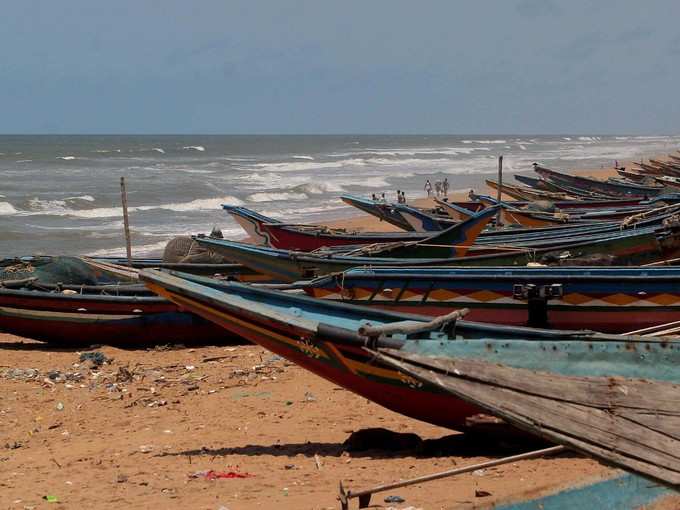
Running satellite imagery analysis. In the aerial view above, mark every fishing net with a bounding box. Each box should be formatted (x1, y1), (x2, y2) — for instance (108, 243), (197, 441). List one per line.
(0, 256), (123, 285)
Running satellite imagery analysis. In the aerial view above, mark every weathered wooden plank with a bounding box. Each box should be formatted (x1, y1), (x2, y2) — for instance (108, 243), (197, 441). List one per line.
(375, 349), (680, 486)
(389, 353), (680, 414)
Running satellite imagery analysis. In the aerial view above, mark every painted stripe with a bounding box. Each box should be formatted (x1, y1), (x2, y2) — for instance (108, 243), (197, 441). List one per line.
(0, 306), (139, 322)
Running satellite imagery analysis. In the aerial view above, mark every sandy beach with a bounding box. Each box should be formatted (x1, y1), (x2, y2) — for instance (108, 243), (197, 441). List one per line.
(1, 158), (676, 509)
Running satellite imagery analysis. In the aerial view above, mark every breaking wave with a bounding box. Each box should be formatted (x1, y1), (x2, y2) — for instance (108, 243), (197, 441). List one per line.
(57, 156), (77, 160)
(183, 145), (205, 152)
(247, 192), (308, 202)
(22, 195), (243, 218)
(0, 202), (17, 215)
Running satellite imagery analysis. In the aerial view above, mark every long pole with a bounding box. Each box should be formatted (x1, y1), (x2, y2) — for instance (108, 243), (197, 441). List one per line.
(496, 155), (503, 226)
(339, 445), (565, 509)
(120, 177), (132, 267)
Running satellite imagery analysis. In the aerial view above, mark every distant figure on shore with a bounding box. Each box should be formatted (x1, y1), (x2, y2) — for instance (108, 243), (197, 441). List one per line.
(424, 180), (432, 197)
(434, 181), (442, 197)
(400, 191), (406, 203)
(381, 192), (386, 202)
(371, 193), (377, 201)
(443, 177), (449, 197)
(396, 190), (402, 203)
(615, 160), (619, 168)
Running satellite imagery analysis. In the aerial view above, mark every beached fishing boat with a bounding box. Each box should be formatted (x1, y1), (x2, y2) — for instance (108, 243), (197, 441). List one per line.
(140, 269), (680, 435)
(303, 266), (680, 333)
(534, 165), (664, 197)
(0, 258), (228, 344)
(340, 194), (455, 232)
(195, 220), (680, 281)
(224, 205), (435, 249)
(485, 179), (574, 202)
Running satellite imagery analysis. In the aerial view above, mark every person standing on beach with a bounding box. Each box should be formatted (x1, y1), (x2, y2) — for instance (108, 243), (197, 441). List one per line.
(424, 180), (432, 197)
(396, 190), (402, 203)
(401, 191), (407, 203)
(443, 177), (449, 197)
(434, 181), (441, 197)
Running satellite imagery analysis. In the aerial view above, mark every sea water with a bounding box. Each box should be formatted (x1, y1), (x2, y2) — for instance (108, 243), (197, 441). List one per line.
(1, 134), (678, 257)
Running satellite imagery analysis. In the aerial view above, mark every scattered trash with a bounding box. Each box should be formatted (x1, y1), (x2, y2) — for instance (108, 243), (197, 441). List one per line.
(190, 469), (254, 480)
(2, 367), (39, 380)
(55, 402), (64, 411)
(473, 468), (486, 477)
(79, 351), (110, 368)
(314, 454), (322, 470)
(43, 495), (59, 503)
(384, 495), (405, 503)
(475, 489), (492, 497)
(139, 445), (154, 453)
(116, 474), (128, 483)
(285, 400), (293, 406)
(284, 464), (296, 470)
(5, 441), (22, 450)
(304, 391), (317, 402)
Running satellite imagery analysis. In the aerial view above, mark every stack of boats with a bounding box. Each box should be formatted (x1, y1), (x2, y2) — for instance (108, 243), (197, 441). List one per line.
(2, 162), (679, 507)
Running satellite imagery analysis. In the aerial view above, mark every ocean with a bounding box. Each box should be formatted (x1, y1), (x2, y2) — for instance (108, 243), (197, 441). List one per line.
(1, 134), (679, 258)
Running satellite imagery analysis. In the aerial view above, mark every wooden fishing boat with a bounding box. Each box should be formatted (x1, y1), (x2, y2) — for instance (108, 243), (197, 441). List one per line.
(512, 173), (557, 191)
(226, 203), (655, 254)
(194, 220), (680, 281)
(535, 165), (664, 198)
(224, 205), (432, 249)
(303, 266), (680, 333)
(375, 334), (680, 487)
(140, 269), (680, 434)
(485, 179), (574, 202)
(339, 194), (455, 232)
(500, 204), (648, 228)
(634, 161), (675, 177)
(650, 158), (680, 173)
(616, 167), (648, 182)
(0, 258), (229, 344)
(339, 194), (419, 231)
(654, 175), (680, 190)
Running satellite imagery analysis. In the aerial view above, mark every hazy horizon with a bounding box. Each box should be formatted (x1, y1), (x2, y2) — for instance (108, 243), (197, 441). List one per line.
(3, 0), (680, 134)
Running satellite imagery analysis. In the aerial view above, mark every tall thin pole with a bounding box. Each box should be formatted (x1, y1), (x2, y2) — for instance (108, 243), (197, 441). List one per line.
(120, 177), (132, 267)
(496, 155), (503, 226)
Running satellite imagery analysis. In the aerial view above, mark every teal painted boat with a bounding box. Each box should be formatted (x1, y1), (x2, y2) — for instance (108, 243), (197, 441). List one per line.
(491, 472), (677, 510)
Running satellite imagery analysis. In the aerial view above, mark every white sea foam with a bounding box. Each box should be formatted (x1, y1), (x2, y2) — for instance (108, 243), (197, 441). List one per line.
(57, 156), (77, 160)
(15, 160), (32, 163)
(518, 144), (527, 150)
(24, 195), (243, 218)
(183, 145), (205, 152)
(0, 202), (17, 215)
(152, 147), (165, 153)
(292, 155), (314, 160)
(293, 182), (344, 194)
(66, 195), (95, 202)
(247, 192), (308, 202)
(252, 160), (360, 172)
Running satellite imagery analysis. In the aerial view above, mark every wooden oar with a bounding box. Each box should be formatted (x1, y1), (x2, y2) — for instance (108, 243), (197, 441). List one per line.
(338, 445), (565, 509)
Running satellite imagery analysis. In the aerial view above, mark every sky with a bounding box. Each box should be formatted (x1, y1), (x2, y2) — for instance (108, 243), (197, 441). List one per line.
(2, 0), (680, 134)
